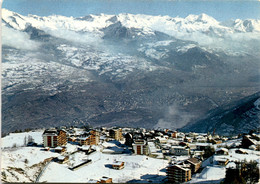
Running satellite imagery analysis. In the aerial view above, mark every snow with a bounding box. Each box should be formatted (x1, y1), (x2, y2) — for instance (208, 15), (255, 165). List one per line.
(39, 150), (168, 183)
(2, 8), (260, 55)
(226, 162), (236, 169)
(189, 166), (225, 183)
(2, 131), (260, 183)
(39, 162), (84, 183)
(1, 130), (44, 148)
(1, 131), (167, 183)
(2, 50), (92, 94)
(2, 146), (59, 167)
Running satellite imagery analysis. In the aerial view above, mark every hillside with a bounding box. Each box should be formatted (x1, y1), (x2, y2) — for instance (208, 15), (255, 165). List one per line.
(180, 92), (260, 135)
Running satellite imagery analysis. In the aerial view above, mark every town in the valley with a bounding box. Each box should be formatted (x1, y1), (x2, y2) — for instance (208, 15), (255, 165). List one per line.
(1, 126), (260, 183)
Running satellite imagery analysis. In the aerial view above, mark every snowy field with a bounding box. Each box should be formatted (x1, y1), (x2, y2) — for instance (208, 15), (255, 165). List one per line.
(1, 130), (44, 148)
(1, 131), (168, 183)
(39, 152), (168, 183)
(189, 165), (225, 183)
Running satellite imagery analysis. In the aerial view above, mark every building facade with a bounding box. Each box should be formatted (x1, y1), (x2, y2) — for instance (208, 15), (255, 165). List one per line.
(109, 128), (123, 141)
(76, 130), (100, 146)
(133, 139), (148, 155)
(43, 128), (67, 148)
(167, 164), (191, 183)
(170, 146), (190, 156)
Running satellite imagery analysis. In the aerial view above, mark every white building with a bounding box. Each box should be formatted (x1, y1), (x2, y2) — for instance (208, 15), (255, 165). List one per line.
(133, 139), (147, 155)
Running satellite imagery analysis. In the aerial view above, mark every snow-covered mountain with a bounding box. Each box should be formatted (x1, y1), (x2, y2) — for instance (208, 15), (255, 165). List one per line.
(3, 9), (260, 35)
(2, 9), (260, 134)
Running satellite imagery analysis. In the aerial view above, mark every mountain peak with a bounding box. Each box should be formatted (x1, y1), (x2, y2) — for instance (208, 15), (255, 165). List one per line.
(185, 13), (218, 24)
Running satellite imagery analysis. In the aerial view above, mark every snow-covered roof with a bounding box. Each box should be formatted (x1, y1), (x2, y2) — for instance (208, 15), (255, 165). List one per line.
(88, 179), (99, 183)
(216, 147), (229, 152)
(173, 164), (190, 171)
(57, 156), (65, 160)
(235, 148), (248, 154)
(77, 136), (90, 140)
(196, 143), (212, 146)
(101, 176), (111, 181)
(148, 142), (157, 153)
(213, 156), (229, 162)
(226, 162), (236, 169)
(81, 145), (90, 150)
(112, 161), (124, 165)
(55, 146), (62, 150)
(171, 146), (188, 149)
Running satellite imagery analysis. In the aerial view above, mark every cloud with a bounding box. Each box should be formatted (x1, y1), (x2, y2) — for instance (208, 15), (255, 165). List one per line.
(2, 26), (41, 50)
(43, 28), (103, 48)
(154, 104), (195, 129)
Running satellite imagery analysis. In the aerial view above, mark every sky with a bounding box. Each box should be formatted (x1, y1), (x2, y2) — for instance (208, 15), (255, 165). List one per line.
(2, 0), (260, 21)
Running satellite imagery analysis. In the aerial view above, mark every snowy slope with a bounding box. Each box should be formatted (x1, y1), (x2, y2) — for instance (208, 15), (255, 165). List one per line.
(1, 130), (44, 148)
(1, 131), (168, 183)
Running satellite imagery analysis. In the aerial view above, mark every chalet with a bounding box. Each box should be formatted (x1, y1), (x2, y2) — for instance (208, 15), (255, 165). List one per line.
(196, 135), (207, 143)
(170, 146), (190, 156)
(79, 145), (91, 153)
(213, 157), (229, 166)
(109, 128), (123, 141)
(190, 150), (204, 159)
(112, 161), (125, 170)
(133, 139), (148, 155)
(195, 143), (213, 151)
(177, 132), (185, 139)
(184, 158), (201, 174)
(235, 148), (248, 154)
(215, 148), (229, 155)
(155, 136), (168, 144)
(43, 128), (67, 148)
(169, 131), (178, 138)
(167, 163), (191, 183)
(97, 176), (112, 183)
(56, 155), (69, 164)
(54, 146), (66, 153)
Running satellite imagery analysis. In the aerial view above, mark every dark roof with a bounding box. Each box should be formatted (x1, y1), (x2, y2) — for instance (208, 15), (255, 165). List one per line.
(186, 158), (201, 165)
(43, 128), (58, 134)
